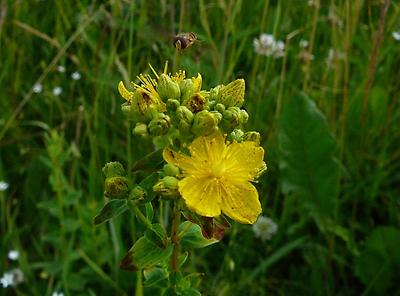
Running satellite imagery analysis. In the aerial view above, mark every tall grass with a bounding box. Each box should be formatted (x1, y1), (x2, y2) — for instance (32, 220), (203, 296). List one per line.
(1, 0), (399, 295)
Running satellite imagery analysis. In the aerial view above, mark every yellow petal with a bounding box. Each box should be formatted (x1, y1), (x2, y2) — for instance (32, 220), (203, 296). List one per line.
(179, 176), (222, 217)
(163, 148), (200, 175)
(224, 141), (265, 182)
(118, 81), (134, 101)
(189, 132), (225, 163)
(220, 180), (261, 224)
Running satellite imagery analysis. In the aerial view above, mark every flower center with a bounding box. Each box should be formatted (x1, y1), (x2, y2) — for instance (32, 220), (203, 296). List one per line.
(211, 162), (226, 178)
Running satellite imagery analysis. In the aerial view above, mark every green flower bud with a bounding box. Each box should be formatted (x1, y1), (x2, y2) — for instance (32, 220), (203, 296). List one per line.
(129, 185), (147, 201)
(221, 107), (241, 132)
(209, 84), (224, 102)
(179, 74), (202, 103)
(163, 164), (180, 176)
(243, 131), (260, 145)
(166, 99), (180, 112)
(218, 79), (245, 108)
(133, 123), (149, 137)
(104, 176), (130, 199)
(157, 74), (181, 101)
(148, 113), (170, 136)
(119, 82), (165, 123)
(102, 162), (125, 178)
(153, 176), (179, 197)
(215, 103), (225, 113)
(227, 129), (244, 142)
(239, 109), (249, 124)
(176, 106), (194, 123)
(210, 111), (223, 122)
(192, 110), (219, 136)
(183, 92), (207, 113)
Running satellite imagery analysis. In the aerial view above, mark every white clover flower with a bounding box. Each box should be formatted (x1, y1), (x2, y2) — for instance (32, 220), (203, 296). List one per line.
(52, 292), (64, 296)
(392, 31), (400, 41)
(71, 71), (82, 80)
(0, 181), (9, 191)
(8, 250), (19, 261)
(32, 83), (43, 94)
(52, 86), (63, 96)
(0, 269), (24, 288)
(253, 33), (275, 56)
(299, 39), (309, 48)
(273, 40), (285, 58)
(252, 216), (278, 241)
(56, 65), (66, 73)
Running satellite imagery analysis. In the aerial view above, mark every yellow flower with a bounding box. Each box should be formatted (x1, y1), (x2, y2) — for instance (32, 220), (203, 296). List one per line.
(163, 132), (265, 224)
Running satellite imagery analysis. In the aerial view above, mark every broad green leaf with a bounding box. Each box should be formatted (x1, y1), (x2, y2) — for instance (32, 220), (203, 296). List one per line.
(278, 93), (340, 227)
(120, 236), (173, 271)
(145, 223), (168, 248)
(132, 149), (164, 172)
(178, 221), (218, 249)
(144, 267), (168, 287)
(355, 226), (400, 294)
(93, 199), (128, 225)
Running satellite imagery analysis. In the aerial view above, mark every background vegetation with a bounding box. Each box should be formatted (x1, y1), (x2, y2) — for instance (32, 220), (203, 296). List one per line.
(1, 0), (399, 295)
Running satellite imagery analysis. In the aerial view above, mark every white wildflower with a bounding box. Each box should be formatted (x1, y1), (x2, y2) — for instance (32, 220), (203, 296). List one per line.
(392, 31), (400, 41)
(0, 269), (24, 288)
(71, 71), (82, 80)
(326, 48), (345, 68)
(32, 83), (43, 94)
(52, 86), (63, 96)
(0, 181), (9, 191)
(8, 250), (19, 261)
(52, 292), (64, 296)
(299, 39), (309, 48)
(252, 216), (278, 241)
(254, 34), (285, 58)
(56, 65), (66, 73)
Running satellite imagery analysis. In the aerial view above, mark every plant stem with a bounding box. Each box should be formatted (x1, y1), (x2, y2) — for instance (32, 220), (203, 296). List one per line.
(170, 201), (181, 272)
(135, 270), (144, 296)
(128, 201), (152, 228)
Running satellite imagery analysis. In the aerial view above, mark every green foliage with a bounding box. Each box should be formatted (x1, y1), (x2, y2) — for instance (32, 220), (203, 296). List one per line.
(93, 199), (128, 225)
(278, 93), (340, 228)
(1, 0), (399, 295)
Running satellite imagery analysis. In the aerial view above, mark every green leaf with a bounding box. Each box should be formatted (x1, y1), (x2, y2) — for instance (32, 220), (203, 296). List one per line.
(145, 202), (154, 221)
(93, 199), (128, 225)
(278, 93), (340, 227)
(140, 172), (159, 203)
(144, 267), (168, 287)
(355, 226), (400, 294)
(120, 236), (173, 271)
(178, 221), (218, 249)
(145, 223), (168, 248)
(132, 149), (164, 172)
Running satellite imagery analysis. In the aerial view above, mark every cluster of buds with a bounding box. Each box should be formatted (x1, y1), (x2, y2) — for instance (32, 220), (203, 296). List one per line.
(118, 63), (251, 147)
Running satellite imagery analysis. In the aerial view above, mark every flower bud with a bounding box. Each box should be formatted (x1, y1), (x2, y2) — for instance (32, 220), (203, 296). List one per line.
(153, 176), (179, 197)
(129, 185), (147, 201)
(166, 99), (180, 112)
(209, 84), (224, 102)
(148, 113), (170, 136)
(176, 106), (194, 134)
(221, 107), (241, 132)
(103, 162), (125, 178)
(192, 110), (219, 136)
(157, 74), (181, 102)
(214, 103), (225, 113)
(227, 129), (244, 142)
(183, 92), (207, 113)
(163, 164), (180, 176)
(243, 131), (260, 145)
(218, 79), (245, 108)
(104, 176), (130, 199)
(179, 74), (202, 103)
(239, 109), (249, 124)
(133, 123), (149, 137)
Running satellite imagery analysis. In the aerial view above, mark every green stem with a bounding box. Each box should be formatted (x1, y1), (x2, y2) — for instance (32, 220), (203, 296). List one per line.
(135, 270), (144, 296)
(170, 201), (181, 272)
(128, 201), (152, 228)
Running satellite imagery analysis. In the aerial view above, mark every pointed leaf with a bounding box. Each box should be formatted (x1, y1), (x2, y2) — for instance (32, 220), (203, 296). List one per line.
(93, 199), (128, 225)
(132, 149), (164, 172)
(178, 221), (218, 249)
(278, 93), (340, 227)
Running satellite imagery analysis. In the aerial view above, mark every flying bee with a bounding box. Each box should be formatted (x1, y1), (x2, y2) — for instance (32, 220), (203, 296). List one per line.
(172, 32), (198, 51)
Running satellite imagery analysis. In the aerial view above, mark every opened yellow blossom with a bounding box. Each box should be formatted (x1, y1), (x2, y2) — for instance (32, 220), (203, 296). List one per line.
(163, 132), (265, 224)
